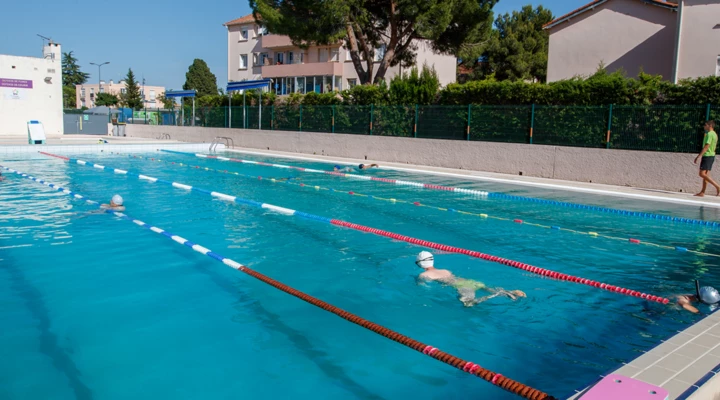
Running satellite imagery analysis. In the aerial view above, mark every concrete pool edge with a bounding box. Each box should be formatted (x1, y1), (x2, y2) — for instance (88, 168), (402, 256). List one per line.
(0, 141), (223, 157)
(222, 147), (720, 210)
(567, 310), (720, 399)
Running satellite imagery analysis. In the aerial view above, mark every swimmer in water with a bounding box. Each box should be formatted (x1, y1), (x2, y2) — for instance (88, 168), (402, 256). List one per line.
(415, 251), (526, 307)
(676, 280), (720, 314)
(333, 163), (379, 172)
(100, 194), (125, 212)
(0, 172), (4, 181)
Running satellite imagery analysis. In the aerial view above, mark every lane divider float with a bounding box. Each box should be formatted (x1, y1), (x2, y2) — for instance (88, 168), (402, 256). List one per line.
(116, 152), (720, 259)
(160, 149), (720, 228)
(1, 165), (554, 400)
(38, 151), (671, 304)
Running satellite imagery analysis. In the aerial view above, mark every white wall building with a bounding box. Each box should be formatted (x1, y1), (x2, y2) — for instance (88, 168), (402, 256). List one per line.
(0, 42), (63, 136)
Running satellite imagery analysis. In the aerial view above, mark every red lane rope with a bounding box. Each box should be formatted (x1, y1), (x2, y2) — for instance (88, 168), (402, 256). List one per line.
(329, 219), (670, 304)
(39, 151), (69, 160)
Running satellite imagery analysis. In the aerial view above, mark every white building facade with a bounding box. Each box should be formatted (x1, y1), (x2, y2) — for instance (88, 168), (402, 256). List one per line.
(0, 42), (63, 136)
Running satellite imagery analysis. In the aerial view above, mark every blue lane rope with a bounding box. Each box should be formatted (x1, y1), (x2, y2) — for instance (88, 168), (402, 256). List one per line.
(160, 149), (720, 228)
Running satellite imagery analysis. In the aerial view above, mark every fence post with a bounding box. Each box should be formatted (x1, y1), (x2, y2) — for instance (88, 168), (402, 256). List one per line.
(271, 106), (274, 130)
(606, 104), (613, 149)
(299, 104), (303, 132)
(414, 104), (419, 138)
(370, 104), (374, 135)
(332, 105), (335, 133)
(467, 104), (472, 141)
(529, 104), (535, 144)
(706, 104), (712, 121)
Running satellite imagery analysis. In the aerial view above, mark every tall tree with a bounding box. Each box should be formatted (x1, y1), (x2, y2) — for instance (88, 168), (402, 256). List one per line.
(95, 92), (120, 107)
(251, 0), (497, 85)
(483, 5), (553, 82)
(62, 51), (90, 86)
(61, 51), (90, 108)
(183, 59), (218, 97)
(120, 69), (144, 110)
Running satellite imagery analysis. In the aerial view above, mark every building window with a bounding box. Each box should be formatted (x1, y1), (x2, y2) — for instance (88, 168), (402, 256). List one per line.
(330, 49), (339, 62)
(716, 56), (720, 77)
(334, 76), (342, 91)
(257, 25), (267, 36)
(121, 88), (127, 94)
(347, 78), (357, 88)
(99, 87), (104, 93)
(276, 52), (284, 65)
(240, 29), (248, 41)
(296, 77), (305, 94)
(288, 52), (294, 64)
(374, 44), (386, 62)
(81, 88), (85, 97)
(260, 52), (269, 66)
(150, 89), (156, 100)
(305, 77), (314, 94)
(319, 48), (328, 62)
(239, 54), (248, 69)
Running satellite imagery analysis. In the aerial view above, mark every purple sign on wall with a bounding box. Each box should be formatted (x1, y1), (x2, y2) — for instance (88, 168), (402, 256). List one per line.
(0, 78), (33, 89)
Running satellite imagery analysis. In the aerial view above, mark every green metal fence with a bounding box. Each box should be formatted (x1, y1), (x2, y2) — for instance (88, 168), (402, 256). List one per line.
(122, 104), (720, 153)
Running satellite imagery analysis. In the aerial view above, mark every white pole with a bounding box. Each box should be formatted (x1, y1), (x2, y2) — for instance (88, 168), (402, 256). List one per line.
(243, 92), (246, 129)
(259, 88), (262, 130)
(192, 97), (195, 127)
(181, 101), (184, 127)
(228, 92), (232, 129)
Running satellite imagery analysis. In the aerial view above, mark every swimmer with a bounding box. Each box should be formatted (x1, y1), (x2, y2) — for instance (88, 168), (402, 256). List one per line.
(676, 280), (720, 314)
(415, 251), (526, 307)
(100, 194), (125, 212)
(333, 163), (379, 172)
(0, 172), (4, 181)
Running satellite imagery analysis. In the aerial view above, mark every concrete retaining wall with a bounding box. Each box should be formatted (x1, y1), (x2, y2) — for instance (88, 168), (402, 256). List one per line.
(126, 124), (704, 193)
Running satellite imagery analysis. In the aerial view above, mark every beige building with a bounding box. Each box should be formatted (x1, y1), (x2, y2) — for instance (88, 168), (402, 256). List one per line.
(544, 0), (720, 83)
(224, 14), (457, 93)
(75, 80), (166, 109)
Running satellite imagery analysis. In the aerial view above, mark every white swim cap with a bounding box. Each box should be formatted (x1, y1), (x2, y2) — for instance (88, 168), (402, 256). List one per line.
(416, 251), (434, 268)
(699, 286), (720, 304)
(111, 194), (123, 206)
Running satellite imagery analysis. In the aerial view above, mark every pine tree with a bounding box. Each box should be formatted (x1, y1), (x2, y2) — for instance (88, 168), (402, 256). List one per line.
(120, 69), (144, 110)
(61, 51), (89, 108)
(183, 59), (218, 98)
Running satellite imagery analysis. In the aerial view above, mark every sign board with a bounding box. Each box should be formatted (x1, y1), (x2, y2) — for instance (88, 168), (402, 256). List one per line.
(83, 115), (89, 121)
(3, 88), (25, 100)
(0, 78), (33, 89)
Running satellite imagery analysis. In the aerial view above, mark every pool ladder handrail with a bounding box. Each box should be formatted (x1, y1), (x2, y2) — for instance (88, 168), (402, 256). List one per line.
(210, 136), (234, 152)
(156, 133), (171, 140)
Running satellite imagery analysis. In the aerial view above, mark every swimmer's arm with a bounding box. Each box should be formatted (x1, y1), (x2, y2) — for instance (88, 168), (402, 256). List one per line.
(416, 275), (432, 287)
(678, 295), (700, 314)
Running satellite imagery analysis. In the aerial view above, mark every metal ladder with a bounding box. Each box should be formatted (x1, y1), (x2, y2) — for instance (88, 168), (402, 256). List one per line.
(156, 133), (171, 140)
(209, 136), (234, 152)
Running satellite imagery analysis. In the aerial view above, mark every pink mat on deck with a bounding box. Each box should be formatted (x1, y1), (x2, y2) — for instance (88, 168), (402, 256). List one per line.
(580, 374), (668, 400)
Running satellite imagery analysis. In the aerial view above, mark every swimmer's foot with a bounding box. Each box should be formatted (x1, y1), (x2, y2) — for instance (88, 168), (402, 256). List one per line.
(695, 192), (706, 197)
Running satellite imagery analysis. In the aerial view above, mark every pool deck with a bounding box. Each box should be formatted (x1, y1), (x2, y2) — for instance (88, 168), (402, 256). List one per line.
(0, 135), (219, 156)
(2, 138), (720, 399)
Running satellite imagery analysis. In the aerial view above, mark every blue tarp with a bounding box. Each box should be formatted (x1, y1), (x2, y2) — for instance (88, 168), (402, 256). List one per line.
(227, 79), (271, 92)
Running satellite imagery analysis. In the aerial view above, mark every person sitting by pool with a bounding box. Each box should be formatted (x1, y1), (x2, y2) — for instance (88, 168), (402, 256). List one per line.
(677, 280), (720, 314)
(333, 164), (379, 172)
(100, 194), (125, 212)
(415, 251), (526, 307)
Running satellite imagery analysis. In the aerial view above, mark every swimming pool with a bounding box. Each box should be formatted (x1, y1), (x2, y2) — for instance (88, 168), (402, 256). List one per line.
(1, 149), (719, 400)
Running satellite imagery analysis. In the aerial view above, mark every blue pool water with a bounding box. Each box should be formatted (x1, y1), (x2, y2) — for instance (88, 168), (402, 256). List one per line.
(2, 149), (720, 400)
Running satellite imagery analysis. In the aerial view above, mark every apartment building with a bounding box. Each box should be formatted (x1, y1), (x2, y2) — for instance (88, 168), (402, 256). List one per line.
(544, 0), (720, 83)
(224, 14), (457, 94)
(75, 80), (166, 109)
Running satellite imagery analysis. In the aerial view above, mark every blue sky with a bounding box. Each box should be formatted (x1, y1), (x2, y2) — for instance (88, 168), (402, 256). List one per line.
(0, 0), (577, 91)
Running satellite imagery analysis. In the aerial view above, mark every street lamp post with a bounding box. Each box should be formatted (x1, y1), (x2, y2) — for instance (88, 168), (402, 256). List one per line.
(90, 61), (110, 95)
